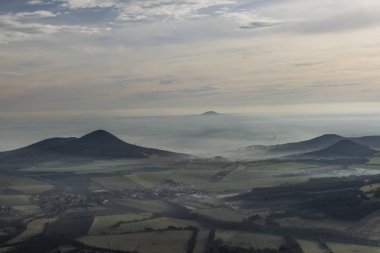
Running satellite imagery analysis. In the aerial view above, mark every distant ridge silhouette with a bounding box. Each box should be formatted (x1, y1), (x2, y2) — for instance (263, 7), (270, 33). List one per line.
(201, 111), (220, 116)
(305, 139), (376, 158)
(53, 130), (176, 159)
(0, 130), (183, 168)
(246, 134), (380, 154)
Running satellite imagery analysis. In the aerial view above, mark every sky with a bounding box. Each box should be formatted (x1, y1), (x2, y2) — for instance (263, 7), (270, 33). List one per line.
(1, 0), (380, 117)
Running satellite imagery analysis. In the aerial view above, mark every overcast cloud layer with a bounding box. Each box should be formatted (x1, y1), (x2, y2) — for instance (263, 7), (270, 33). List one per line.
(1, 0), (380, 117)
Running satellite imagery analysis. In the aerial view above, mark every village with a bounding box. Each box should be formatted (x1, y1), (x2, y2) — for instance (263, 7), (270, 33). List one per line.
(30, 186), (203, 216)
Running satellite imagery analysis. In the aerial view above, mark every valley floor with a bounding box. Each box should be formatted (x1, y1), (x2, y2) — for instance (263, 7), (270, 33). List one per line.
(1, 157), (380, 253)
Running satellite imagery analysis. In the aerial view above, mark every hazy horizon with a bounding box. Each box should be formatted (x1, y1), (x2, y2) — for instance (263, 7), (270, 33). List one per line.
(2, 112), (380, 156)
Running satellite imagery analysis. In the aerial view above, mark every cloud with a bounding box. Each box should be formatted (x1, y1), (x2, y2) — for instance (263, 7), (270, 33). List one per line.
(0, 11), (58, 42)
(248, 0), (380, 34)
(0, 10), (109, 43)
(14, 10), (57, 18)
(295, 10), (380, 34)
(26, 0), (50, 5)
(60, 0), (236, 22)
(2, 0), (380, 116)
(221, 11), (282, 29)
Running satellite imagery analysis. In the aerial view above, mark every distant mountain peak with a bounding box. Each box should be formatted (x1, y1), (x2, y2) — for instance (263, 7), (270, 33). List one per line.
(317, 134), (344, 139)
(201, 111), (220, 116)
(81, 129), (118, 139)
(83, 129), (114, 137)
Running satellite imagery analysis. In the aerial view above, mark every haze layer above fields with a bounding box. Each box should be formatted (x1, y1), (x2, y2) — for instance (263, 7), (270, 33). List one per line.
(2, 113), (380, 156)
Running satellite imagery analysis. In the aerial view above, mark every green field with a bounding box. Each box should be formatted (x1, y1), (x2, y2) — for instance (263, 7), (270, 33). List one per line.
(0, 246), (14, 253)
(215, 230), (285, 249)
(8, 218), (56, 244)
(12, 205), (41, 216)
(0, 176), (53, 194)
(168, 170), (217, 186)
(193, 230), (210, 253)
(214, 231), (380, 253)
(23, 158), (180, 174)
(4, 158), (380, 253)
(110, 161), (319, 193)
(92, 176), (142, 190)
(327, 242), (380, 253)
(0, 195), (32, 206)
(218, 162), (316, 190)
(115, 199), (173, 213)
(79, 230), (193, 253)
(20, 159), (328, 194)
(354, 157), (380, 171)
(114, 161), (321, 193)
(125, 174), (156, 188)
(124, 170), (180, 189)
(0, 232), (9, 237)
(298, 240), (328, 253)
(195, 207), (247, 222)
(367, 157), (380, 165)
(10, 184), (53, 195)
(88, 213), (152, 235)
(355, 164), (380, 170)
(23, 159), (146, 174)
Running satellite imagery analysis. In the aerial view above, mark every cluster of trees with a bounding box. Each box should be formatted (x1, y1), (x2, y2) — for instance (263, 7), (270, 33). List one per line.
(6, 234), (137, 253)
(374, 188), (380, 198)
(300, 189), (380, 220)
(0, 219), (24, 244)
(230, 175), (380, 221)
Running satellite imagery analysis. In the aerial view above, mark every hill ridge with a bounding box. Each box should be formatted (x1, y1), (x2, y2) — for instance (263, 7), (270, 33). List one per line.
(0, 130), (183, 168)
(304, 139), (377, 158)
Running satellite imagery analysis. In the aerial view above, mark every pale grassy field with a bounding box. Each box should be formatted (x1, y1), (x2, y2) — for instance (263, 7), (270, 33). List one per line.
(12, 205), (41, 216)
(8, 218), (56, 244)
(360, 183), (380, 193)
(298, 240), (328, 253)
(327, 242), (380, 253)
(0, 195), (31, 206)
(88, 213), (152, 235)
(115, 217), (203, 233)
(367, 157), (380, 165)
